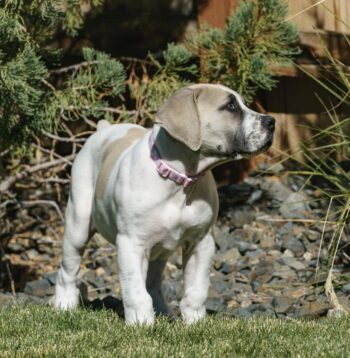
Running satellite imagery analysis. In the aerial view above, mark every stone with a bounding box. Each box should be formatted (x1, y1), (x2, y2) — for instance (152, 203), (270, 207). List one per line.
(306, 230), (320, 242)
(21, 249), (39, 260)
(221, 262), (235, 275)
(279, 257), (306, 271)
(303, 252), (313, 262)
(247, 190), (263, 205)
(254, 261), (273, 276)
(236, 241), (258, 255)
(298, 301), (330, 317)
(260, 235), (275, 249)
(24, 279), (52, 297)
(43, 271), (57, 285)
(272, 296), (294, 314)
(227, 206), (255, 228)
(213, 227), (235, 252)
(282, 287), (310, 299)
(82, 270), (106, 289)
(246, 249), (265, 265)
(247, 303), (276, 318)
(7, 242), (25, 253)
(243, 225), (264, 243)
(91, 232), (112, 248)
(341, 283), (350, 294)
(281, 249), (295, 258)
(251, 281), (260, 293)
(267, 250), (282, 260)
(286, 237), (306, 257)
(262, 177), (292, 202)
(210, 278), (230, 295)
(280, 192), (310, 219)
(0, 293), (15, 308)
(231, 308), (252, 318)
(214, 248), (241, 271)
(206, 298), (226, 313)
(272, 266), (297, 280)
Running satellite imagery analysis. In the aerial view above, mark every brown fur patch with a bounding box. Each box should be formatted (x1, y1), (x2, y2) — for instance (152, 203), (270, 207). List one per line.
(95, 128), (146, 199)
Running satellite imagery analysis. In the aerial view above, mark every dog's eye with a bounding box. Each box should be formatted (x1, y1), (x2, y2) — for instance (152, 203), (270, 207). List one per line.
(226, 101), (237, 112)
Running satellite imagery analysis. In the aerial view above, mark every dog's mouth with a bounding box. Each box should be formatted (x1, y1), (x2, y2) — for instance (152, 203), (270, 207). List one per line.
(231, 137), (273, 159)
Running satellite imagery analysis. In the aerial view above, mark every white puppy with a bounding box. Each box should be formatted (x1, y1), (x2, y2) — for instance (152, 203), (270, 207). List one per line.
(55, 84), (275, 324)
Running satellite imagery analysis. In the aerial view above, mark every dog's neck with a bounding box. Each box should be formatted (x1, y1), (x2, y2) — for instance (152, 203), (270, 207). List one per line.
(152, 125), (229, 180)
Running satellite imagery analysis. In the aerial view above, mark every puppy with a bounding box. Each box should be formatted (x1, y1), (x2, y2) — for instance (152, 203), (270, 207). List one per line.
(55, 84), (275, 324)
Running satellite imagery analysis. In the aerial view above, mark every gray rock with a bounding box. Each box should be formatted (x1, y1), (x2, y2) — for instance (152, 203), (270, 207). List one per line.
(21, 249), (39, 260)
(247, 189), (263, 205)
(236, 241), (258, 255)
(277, 222), (294, 240)
(230, 307), (252, 318)
(251, 281), (260, 293)
(214, 248), (241, 271)
(221, 262), (235, 275)
(246, 249), (265, 264)
(341, 283), (350, 294)
(286, 237), (306, 257)
(280, 192), (310, 219)
(272, 266), (297, 280)
(247, 303), (276, 318)
(260, 235), (276, 249)
(306, 230), (320, 242)
(214, 227), (235, 252)
(254, 261), (273, 276)
(82, 270), (106, 289)
(272, 296), (294, 314)
(297, 301), (330, 317)
(15, 292), (46, 305)
(210, 278), (230, 295)
(0, 293), (15, 308)
(24, 279), (52, 297)
(227, 206), (255, 228)
(279, 257), (306, 271)
(262, 178), (292, 202)
(243, 225), (264, 243)
(43, 271), (57, 285)
(206, 298), (226, 313)
(7, 242), (25, 253)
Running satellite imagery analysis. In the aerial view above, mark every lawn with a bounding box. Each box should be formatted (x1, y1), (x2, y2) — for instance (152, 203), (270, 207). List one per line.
(0, 305), (349, 357)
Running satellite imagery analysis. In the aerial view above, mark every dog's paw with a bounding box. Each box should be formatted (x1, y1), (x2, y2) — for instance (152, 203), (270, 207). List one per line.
(180, 301), (206, 324)
(54, 283), (80, 310)
(124, 307), (155, 325)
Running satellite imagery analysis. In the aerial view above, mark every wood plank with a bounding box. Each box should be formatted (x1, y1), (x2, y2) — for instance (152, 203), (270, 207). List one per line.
(287, 0), (350, 34)
(197, 0), (239, 28)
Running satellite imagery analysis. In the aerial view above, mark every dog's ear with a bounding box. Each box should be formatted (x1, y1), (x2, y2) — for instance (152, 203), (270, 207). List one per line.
(155, 87), (201, 151)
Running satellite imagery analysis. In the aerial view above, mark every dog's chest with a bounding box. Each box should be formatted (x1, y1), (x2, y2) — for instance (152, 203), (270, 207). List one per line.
(150, 194), (216, 252)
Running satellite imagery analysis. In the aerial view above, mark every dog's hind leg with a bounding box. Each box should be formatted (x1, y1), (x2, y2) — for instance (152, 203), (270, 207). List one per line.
(55, 154), (94, 310)
(146, 259), (170, 316)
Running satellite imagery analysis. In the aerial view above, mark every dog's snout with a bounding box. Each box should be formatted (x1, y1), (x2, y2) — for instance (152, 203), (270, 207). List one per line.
(260, 115), (275, 131)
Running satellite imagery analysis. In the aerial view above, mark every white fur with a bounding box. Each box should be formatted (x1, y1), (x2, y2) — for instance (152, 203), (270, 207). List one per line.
(55, 84), (273, 325)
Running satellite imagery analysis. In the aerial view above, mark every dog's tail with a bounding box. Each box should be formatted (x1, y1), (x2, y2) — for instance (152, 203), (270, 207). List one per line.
(96, 120), (111, 131)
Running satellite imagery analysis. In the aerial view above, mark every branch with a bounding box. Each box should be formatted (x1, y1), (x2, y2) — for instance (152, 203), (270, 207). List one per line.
(0, 154), (76, 193)
(42, 131), (87, 143)
(49, 60), (103, 74)
(21, 200), (65, 223)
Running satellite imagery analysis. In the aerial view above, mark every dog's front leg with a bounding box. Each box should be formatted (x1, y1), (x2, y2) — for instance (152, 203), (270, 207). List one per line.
(180, 231), (215, 324)
(117, 235), (155, 325)
(146, 259), (170, 316)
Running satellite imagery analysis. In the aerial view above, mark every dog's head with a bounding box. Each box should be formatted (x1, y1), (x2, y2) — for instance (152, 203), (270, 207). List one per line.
(155, 84), (275, 159)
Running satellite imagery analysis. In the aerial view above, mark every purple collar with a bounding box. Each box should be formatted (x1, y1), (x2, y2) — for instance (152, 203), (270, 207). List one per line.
(149, 131), (203, 187)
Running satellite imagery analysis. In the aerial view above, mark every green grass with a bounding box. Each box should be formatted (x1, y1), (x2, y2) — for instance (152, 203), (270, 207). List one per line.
(0, 305), (349, 357)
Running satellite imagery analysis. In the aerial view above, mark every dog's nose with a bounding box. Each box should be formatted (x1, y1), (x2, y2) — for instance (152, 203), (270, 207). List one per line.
(260, 115), (275, 131)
